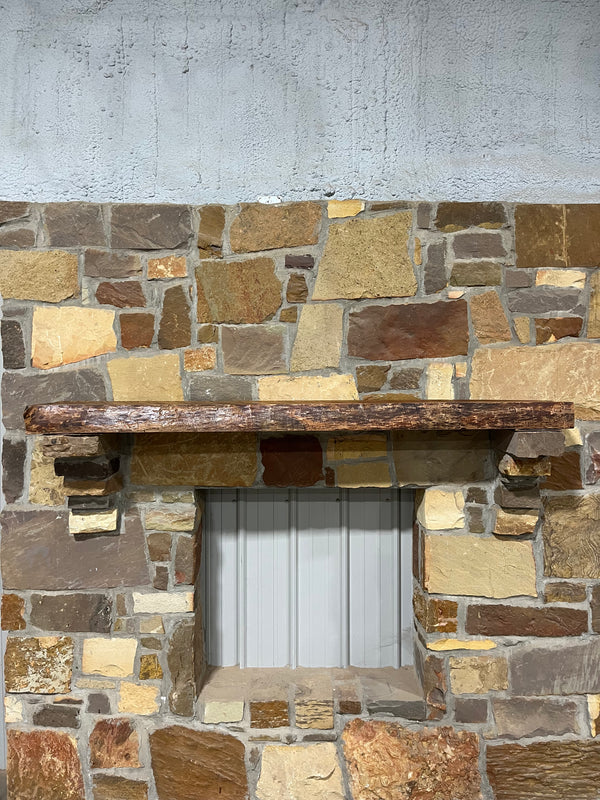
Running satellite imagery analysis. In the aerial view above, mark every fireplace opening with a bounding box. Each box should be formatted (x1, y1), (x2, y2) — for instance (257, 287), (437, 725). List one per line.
(200, 487), (414, 669)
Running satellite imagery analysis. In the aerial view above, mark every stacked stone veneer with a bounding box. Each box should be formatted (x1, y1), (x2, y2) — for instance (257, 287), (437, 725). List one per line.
(2, 199), (600, 798)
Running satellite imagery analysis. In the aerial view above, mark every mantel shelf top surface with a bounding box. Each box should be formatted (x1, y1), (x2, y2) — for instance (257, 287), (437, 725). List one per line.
(23, 400), (575, 434)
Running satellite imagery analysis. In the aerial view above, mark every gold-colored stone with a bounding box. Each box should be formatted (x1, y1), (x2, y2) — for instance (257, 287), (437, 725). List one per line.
(290, 304), (344, 372)
(424, 535), (537, 597)
(588, 270), (600, 339)
(230, 202), (322, 252)
(417, 489), (465, 530)
(279, 306), (298, 323)
(494, 509), (539, 537)
(498, 454), (552, 477)
(196, 258), (282, 323)
(258, 374), (358, 401)
(425, 362), (454, 399)
(82, 638), (137, 678)
(118, 682), (160, 715)
(588, 695), (600, 737)
(449, 656), (508, 694)
(108, 354), (183, 401)
(148, 255), (187, 279)
(295, 700), (334, 728)
(327, 199), (365, 218)
(427, 639), (496, 652)
(0, 250), (78, 301)
(470, 291), (512, 344)
(140, 654), (163, 680)
(29, 440), (65, 506)
(32, 306), (117, 369)
(414, 237), (422, 266)
(326, 434), (388, 461)
(513, 317), (531, 343)
(313, 213), (417, 300)
(145, 508), (196, 532)
(536, 269), (586, 288)
(336, 461), (391, 488)
(68, 510), (118, 535)
(4, 636), (73, 693)
(183, 347), (216, 371)
(563, 427), (583, 447)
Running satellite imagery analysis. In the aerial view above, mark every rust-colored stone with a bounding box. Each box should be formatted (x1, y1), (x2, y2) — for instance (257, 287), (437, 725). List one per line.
(196, 258), (282, 323)
(150, 726), (248, 800)
(148, 255), (187, 279)
(230, 202), (321, 252)
(90, 719), (140, 768)
(1, 593), (25, 630)
(8, 729), (84, 800)
(140, 654), (163, 680)
(261, 436), (324, 487)
(342, 719), (481, 800)
(158, 285), (192, 349)
(96, 281), (146, 308)
(541, 450), (582, 490)
(535, 316), (582, 344)
(413, 588), (458, 634)
(286, 273), (308, 303)
(466, 604), (588, 637)
(251, 700), (289, 727)
(348, 300), (469, 360)
(120, 313), (155, 349)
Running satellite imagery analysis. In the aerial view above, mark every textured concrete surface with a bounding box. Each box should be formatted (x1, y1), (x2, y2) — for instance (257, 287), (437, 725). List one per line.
(1, 0), (600, 202)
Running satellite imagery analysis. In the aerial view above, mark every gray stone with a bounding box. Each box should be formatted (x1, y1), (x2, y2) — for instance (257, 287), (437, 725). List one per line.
(424, 241), (447, 294)
(1, 319), (26, 369)
(0, 201), (29, 225)
(492, 697), (578, 740)
(88, 693), (111, 714)
(111, 204), (192, 249)
(493, 431), (565, 458)
(2, 438), (26, 504)
(504, 268), (533, 288)
(494, 484), (541, 509)
(189, 375), (253, 402)
(1, 510), (150, 590)
(510, 639), (600, 695)
(85, 249), (141, 278)
(507, 288), (581, 313)
(453, 231), (506, 259)
(222, 325), (286, 375)
(2, 369), (106, 431)
(30, 593), (113, 633)
(416, 203), (432, 229)
(454, 698), (488, 724)
(450, 261), (503, 286)
(45, 203), (106, 247)
(366, 699), (427, 720)
(33, 704), (80, 729)
(168, 620), (196, 717)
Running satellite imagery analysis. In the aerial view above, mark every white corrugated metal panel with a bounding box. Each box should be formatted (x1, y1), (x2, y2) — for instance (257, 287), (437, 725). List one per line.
(202, 488), (413, 668)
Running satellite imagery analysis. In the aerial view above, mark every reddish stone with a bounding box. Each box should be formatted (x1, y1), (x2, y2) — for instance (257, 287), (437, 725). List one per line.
(85, 249), (141, 278)
(158, 285), (192, 349)
(343, 719), (481, 800)
(111, 204), (192, 250)
(466, 604), (588, 637)
(8, 729), (84, 800)
(153, 565), (169, 590)
(90, 719), (140, 769)
(535, 316), (582, 344)
(348, 300), (469, 360)
(1, 593), (25, 630)
(413, 588), (458, 633)
(286, 273), (308, 303)
(150, 726), (248, 800)
(541, 451), (582, 491)
(147, 532), (172, 561)
(96, 281), (146, 308)
(120, 312), (155, 349)
(261, 436), (324, 487)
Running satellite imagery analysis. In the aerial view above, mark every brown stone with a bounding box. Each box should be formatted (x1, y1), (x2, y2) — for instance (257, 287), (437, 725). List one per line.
(0, 201), (29, 224)
(591, 585), (600, 633)
(453, 231), (506, 259)
(175, 535), (198, 584)
(450, 260), (503, 286)
(505, 268), (533, 288)
(120, 312), (155, 349)
(189, 375), (253, 401)
(3, 438), (26, 503)
(543, 494), (600, 578)
(2, 593), (25, 630)
(541, 450), (582, 490)
(43, 434), (118, 460)
(0, 228), (38, 248)
(279, 306), (298, 323)
(148, 255), (187, 279)
(251, 700), (289, 727)
(5, 636), (73, 693)
(544, 581), (587, 603)
(0, 249), (79, 302)
(3, 368), (106, 431)
(45, 202), (106, 246)
(435, 202), (507, 232)
(32, 306), (117, 368)
(131, 432), (257, 486)
(417, 651), (446, 720)
(286, 273), (308, 303)
(342, 719), (481, 800)
(566, 204), (600, 266)
(153, 565), (169, 590)
(497, 454), (551, 477)
(197, 204), (225, 258)
(356, 365), (390, 393)
(466, 604), (587, 637)
(494, 484), (541, 510)
(261, 436), (323, 487)
(587, 432), (600, 484)
(140, 653), (163, 680)
(168, 620), (196, 716)
(393, 431), (490, 485)
(339, 700), (362, 715)
(222, 325), (285, 374)
(1, 319), (25, 369)
(423, 241), (447, 294)
(111, 204), (192, 249)
(230, 202), (321, 252)
(468, 506), (486, 533)
(515, 204), (566, 268)
(349, 300), (469, 360)
(588, 268), (600, 338)
(8, 729), (84, 800)
(93, 775), (148, 800)
(183, 346), (216, 371)
(151, 726), (247, 800)
(196, 257), (282, 323)
(493, 508), (538, 536)
(108, 353), (183, 401)
(158, 285), (192, 349)
(494, 430), (565, 459)
(535, 316), (582, 344)
(487, 739), (600, 800)
(85, 249), (141, 278)
(413, 588), (458, 633)
(88, 693), (111, 714)
(96, 280), (146, 308)
(62, 473), (123, 497)
(1, 509), (150, 590)
(454, 698), (488, 724)
(510, 637), (600, 695)
(33, 703), (81, 728)
(470, 291), (512, 343)
(197, 324), (219, 343)
(30, 593), (112, 633)
(285, 254), (314, 269)
(389, 367), (422, 391)
(90, 719), (140, 768)
(492, 697), (579, 740)
(147, 532), (172, 561)
(314, 212), (417, 299)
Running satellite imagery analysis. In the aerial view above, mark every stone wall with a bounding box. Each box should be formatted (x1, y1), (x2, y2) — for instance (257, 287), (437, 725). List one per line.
(2, 199), (600, 799)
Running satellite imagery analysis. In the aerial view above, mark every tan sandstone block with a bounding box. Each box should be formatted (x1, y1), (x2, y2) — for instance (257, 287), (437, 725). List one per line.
(589, 270), (600, 339)
(29, 439), (65, 506)
(0, 250), (78, 301)
(455, 362), (468, 379)
(256, 743), (344, 800)
(148, 255), (187, 279)
(450, 656), (508, 694)
(145, 508), (196, 532)
(424, 535), (537, 598)
(427, 639), (496, 652)
(139, 616), (165, 634)
(425, 362), (454, 399)
(336, 461), (391, 488)
(230, 202), (321, 252)
(258, 374), (359, 401)
(32, 306), (117, 369)
(313, 213), (417, 300)
(108, 353), (183, 401)
(470, 343), (600, 418)
(118, 682), (160, 715)
(470, 291), (512, 344)
(563, 427), (583, 447)
(417, 489), (465, 530)
(327, 434), (388, 461)
(327, 199), (365, 218)
(4, 696), (23, 723)
(132, 592), (193, 614)
(536, 269), (586, 288)
(513, 317), (531, 343)
(291, 304), (344, 371)
(295, 700), (334, 729)
(82, 638), (137, 677)
(203, 701), (245, 724)
(69, 510), (118, 535)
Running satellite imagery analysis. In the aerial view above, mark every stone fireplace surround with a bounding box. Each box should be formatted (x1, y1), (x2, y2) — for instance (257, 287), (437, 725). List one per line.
(2, 199), (600, 799)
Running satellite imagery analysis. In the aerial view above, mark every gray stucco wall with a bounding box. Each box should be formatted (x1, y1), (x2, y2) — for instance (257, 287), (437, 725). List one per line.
(1, 0), (600, 205)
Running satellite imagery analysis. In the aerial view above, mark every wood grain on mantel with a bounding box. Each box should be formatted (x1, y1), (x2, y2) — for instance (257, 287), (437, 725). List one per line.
(24, 401), (575, 434)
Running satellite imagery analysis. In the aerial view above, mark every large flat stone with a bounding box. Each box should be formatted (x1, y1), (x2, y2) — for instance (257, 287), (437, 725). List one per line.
(492, 697), (579, 740)
(30, 593), (112, 633)
(196, 258), (282, 323)
(313, 213), (417, 299)
(32, 306), (117, 368)
(111, 204), (192, 249)
(424, 535), (536, 598)
(230, 202), (321, 252)
(131, 433), (257, 486)
(510, 638), (600, 695)
(0, 250), (79, 301)
(470, 342), (600, 418)
(8, 729), (84, 800)
(257, 743), (344, 800)
(342, 719), (480, 800)
(5, 636), (73, 693)
(45, 202), (106, 246)
(1, 510), (150, 590)
(222, 325), (286, 374)
(150, 726), (248, 800)
(108, 353), (183, 401)
(543, 494), (600, 578)
(393, 431), (491, 485)
(291, 304), (344, 371)
(348, 300), (469, 360)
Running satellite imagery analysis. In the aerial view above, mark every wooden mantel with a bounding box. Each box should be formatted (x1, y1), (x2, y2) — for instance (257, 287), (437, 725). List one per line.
(24, 400), (575, 434)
